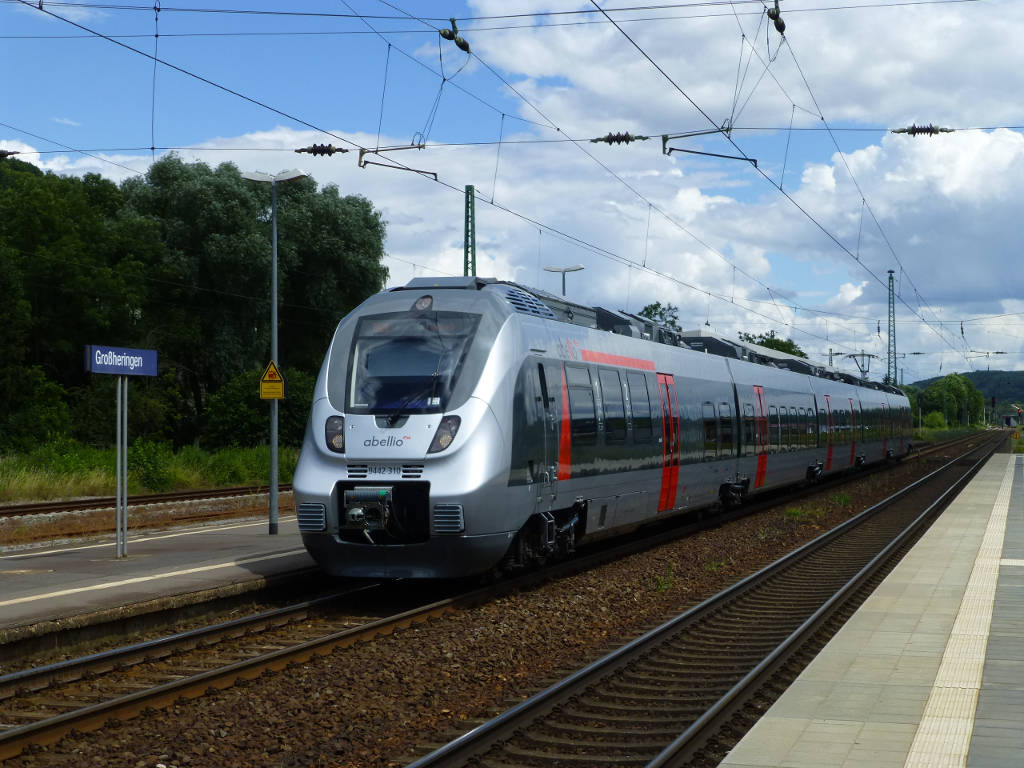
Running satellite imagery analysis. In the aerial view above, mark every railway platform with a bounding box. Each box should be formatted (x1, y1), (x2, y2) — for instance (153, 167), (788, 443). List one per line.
(0, 514), (315, 642)
(721, 450), (1023, 768)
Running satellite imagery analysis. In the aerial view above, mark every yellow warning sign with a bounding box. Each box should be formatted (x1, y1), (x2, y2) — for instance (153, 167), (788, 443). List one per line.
(260, 361), (286, 400)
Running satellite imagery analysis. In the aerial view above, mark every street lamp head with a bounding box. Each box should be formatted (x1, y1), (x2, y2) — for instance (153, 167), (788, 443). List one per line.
(242, 169), (309, 183)
(543, 264), (584, 274)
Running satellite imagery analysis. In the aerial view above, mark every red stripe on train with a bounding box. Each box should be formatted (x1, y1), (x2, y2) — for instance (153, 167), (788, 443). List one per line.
(557, 367), (572, 480)
(580, 350), (656, 370)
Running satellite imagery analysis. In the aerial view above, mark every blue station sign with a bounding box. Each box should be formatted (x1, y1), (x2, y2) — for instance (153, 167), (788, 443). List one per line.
(84, 345), (158, 377)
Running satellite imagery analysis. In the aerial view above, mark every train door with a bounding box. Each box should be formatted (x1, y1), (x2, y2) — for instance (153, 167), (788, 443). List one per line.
(657, 373), (680, 512)
(536, 362), (563, 499)
(823, 394), (834, 471)
(753, 385), (768, 488)
(848, 397), (857, 467)
(880, 402), (888, 457)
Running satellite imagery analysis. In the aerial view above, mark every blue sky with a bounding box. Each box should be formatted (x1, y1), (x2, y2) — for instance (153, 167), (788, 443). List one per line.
(4, 0), (1024, 385)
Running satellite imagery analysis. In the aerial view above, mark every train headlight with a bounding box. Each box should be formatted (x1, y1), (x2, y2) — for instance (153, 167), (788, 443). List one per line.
(325, 415), (345, 453)
(428, 416), (461, 454)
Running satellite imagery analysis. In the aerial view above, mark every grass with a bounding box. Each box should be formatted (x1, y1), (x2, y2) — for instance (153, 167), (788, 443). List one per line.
(0, 439), (300, 502)
(785, 506), (824, 525)
(654, 563), (675, 593)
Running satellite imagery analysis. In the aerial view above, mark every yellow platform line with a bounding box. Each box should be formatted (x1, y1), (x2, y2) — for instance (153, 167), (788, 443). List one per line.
(902, 454), (1017, 768)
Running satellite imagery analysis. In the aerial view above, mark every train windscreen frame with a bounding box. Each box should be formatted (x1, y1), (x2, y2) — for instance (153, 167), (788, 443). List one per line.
(346, 311), (481, 415)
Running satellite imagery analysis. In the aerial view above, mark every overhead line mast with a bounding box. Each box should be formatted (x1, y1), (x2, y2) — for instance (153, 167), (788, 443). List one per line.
(887, 269), (897, 385)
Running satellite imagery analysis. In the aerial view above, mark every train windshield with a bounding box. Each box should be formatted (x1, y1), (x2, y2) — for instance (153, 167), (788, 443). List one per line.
(348, 311), (481, 416)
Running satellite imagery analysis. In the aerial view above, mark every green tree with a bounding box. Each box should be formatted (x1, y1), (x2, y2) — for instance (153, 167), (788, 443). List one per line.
(637, 301), (682, 332)
(202, 367), (315, 450)
(737, 330), (808, 358)
(918, 373), (985, 427)
(120, 155), (388, 445)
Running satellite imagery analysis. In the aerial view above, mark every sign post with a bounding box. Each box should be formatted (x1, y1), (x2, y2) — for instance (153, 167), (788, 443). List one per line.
(260, 361), (286, 534)
(84, 345), (158, 558)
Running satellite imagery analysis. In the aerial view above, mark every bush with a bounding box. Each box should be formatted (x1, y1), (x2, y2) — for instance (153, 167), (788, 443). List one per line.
(201, 367), (315, 450)
(128, 439), (174, 492)
(0, 366), (71, 452)
(923, 411), (947, 430)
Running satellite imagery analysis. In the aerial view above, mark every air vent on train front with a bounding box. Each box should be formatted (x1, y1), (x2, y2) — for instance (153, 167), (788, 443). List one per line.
(297, 503), (326, 532)
(347, 465), (369, 479)
(402, 464), (424, 478)
(432, 504), (465, 534)
(496, 285), (557, 319)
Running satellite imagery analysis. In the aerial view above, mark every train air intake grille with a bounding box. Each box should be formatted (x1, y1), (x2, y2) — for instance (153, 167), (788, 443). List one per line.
(432, 504), (465, 534)
(297, 503), (327, 532)
(497, 285), (557, 319)
(402, 464), (424, 478)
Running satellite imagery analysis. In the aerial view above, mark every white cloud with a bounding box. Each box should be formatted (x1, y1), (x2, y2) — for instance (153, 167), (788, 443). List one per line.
(53, 118), (81, 127)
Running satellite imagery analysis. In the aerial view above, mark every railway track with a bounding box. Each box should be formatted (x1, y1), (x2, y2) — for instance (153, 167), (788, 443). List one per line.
(404, 433), (1003, 768)
(0, 485), (294, 518)
(0, 581), (429, 761)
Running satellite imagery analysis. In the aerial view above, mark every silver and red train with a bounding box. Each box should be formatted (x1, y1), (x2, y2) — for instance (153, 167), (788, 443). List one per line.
(293, 276), (912, 578)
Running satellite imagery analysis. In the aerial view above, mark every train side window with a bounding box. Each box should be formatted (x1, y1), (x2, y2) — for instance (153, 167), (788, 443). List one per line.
(626, 372), (653, 442)
(719, 402), (733, 456)
(819, 408), (828, 443)
(599, 369), (626, 443)
(768, 405), (780, 452)
(797, 407), (806, 448)
(565, 365), (591, 389)
(565, 365), (596, 446)
(742, 403), (755, 456)
(702, 401), (717, 460)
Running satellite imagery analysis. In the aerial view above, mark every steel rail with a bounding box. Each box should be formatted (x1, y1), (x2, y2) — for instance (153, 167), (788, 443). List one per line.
(404, 433), (1003, 768)
(0, 582), (460, 762)
(0, 485), (294, 518)
(0, 582), (381, 702)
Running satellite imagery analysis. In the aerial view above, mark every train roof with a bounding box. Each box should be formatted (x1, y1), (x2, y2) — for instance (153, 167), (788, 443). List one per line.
(391, 276), (905, 396)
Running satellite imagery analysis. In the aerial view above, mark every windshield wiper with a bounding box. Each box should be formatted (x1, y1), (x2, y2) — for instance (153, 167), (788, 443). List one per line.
(386, 374), (441, 426)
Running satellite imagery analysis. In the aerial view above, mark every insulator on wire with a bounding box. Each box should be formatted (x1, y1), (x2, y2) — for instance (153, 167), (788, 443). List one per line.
(767, 0), (785, 34)
(440, 18), (470, 54)
(0, 149), (19, 159)
(591, 132), (650, 145)
(296, 144), (347, 157)
(892, 124), (954, 136)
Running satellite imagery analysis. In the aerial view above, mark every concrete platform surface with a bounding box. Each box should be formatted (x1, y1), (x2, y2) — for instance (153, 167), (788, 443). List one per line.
(0, 515), (314, 634)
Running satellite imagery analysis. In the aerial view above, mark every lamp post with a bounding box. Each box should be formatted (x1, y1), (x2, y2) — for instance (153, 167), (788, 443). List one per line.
(543, 264), (584, 296)
(242, 169), (307, 535)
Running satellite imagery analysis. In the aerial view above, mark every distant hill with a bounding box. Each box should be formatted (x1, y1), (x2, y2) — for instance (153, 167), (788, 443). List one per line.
(909, 370), (1024, 412)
